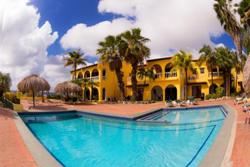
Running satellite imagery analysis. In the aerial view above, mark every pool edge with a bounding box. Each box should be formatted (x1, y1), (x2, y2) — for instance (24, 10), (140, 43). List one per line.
(13, 111), (62, 167)
(199, 104), (236, 167)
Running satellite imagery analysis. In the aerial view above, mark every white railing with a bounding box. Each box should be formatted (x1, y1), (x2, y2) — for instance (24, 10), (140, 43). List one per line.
(83, 76), (100, 81)
(165, 72), (177, 78)
(208, 72), (223, 77)
(154, 73), (163, 79)
(91, 76), (99, 81)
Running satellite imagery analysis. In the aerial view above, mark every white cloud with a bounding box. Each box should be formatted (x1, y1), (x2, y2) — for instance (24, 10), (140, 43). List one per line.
(0, 0), (69, 90)
(61, 0), (224, 58)
(61, 18), (134, 55)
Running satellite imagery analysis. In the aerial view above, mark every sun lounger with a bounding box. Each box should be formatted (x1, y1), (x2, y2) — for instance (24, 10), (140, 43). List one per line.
(166, 101), (176, 107)
(234, 97), (247, 105)
(243, 103), (250, 112)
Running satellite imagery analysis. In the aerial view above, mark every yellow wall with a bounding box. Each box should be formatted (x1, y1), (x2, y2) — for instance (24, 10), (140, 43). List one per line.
(72, 56), (243, 102)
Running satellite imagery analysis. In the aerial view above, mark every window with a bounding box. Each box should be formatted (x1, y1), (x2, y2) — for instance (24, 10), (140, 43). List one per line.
(192, 68), (197, 75)
(200, 68), (205, 74)
(102, 69), (106, 79)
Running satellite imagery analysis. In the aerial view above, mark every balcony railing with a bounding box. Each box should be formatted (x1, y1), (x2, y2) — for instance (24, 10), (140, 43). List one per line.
(165, 72), (177, 78)
(83, 76), (100, 81)
(154, 73), (163, 79)
(208, 72), (223, 77)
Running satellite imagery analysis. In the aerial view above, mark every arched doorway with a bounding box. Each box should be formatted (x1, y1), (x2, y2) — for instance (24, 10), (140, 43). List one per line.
(77, 72), (83, 79)
(151, 64), (162, 79)
(102, 88), (106, 100)
(165, 85), (177, 101)
(209, 84), (218, 94)
(92, 87), (99, 101)
(85, 88), (90, 100)
(151, 86), (163, 101)
(84, 71), (90, 78)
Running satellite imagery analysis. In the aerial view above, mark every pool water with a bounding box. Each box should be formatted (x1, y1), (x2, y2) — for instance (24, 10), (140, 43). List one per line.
(20, 106), (226, 167)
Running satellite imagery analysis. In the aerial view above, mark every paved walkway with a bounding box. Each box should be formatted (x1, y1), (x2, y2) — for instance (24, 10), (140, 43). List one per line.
(1, 99), (250, 166)
(0, 107), (36, 167)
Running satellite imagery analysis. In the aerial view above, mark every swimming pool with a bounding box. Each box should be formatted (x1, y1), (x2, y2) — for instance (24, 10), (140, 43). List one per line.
(20, 106), (226, 167)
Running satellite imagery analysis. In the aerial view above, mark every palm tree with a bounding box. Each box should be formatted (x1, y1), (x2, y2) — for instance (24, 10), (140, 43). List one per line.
(214, 0), (242, 58)
(214, 47), (236, 96)
(121, 28), (150, 100)
(97, 35), (125, 100)
(64, 50), (87, 80)
(172, 51), (193, 100)
(238, 0), (250, 93)
(137, 68), (155, 86)
(198, 45), (217, 93)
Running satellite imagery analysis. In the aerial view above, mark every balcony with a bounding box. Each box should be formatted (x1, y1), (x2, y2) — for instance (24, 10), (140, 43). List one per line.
(208, 72), (223, 79)
(83, 76), (100, 82)
(165, 72), (177, 78)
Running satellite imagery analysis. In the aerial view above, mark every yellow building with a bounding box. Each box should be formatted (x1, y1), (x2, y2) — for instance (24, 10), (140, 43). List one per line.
(72, 56), (243, 102)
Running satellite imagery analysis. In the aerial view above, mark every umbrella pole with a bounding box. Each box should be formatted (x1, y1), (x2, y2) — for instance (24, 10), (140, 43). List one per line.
(32, 90), (35, 107)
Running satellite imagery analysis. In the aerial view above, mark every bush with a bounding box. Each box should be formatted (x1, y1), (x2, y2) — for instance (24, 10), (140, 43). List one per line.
(3, 92), (20, 104)
(215, 87), (224, 98)
(47, 93), (62, 99)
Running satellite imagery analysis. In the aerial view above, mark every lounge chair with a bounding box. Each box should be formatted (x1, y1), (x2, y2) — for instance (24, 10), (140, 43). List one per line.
(243, 103), (250, 112)
(180, 101), (187, 107)
(166, 101), (175, 107)
(234, 97), (247, 105)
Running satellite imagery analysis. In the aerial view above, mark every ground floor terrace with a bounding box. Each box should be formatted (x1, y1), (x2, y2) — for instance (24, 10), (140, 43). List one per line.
(0, 99), (249, 166)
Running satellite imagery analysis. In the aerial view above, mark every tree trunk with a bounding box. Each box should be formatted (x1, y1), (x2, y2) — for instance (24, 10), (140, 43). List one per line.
(184, 69), (188, 100)
(131, 64), (138, 101)
(42, 90), (45, 103)
(74, 63), (77, 80)
(233, 35), (242, 60)
(225, 71), (231, 97)
(211, 66), (214, 93)
(235, 72), (238, 93)
(83, 87), (86, 101)
(32, 90), (35, 107)
(115, 68), (125, 100)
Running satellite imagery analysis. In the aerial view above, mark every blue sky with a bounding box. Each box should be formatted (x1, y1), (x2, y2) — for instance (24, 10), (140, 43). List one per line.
(30, 0), (119, 62)
(30, 0), (234, 62)
(0, 0), (238, 89)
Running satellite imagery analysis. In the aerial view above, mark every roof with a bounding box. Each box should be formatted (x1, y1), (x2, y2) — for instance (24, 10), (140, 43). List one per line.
(71, 63), (98, 73)
(147, 56), (172, 62)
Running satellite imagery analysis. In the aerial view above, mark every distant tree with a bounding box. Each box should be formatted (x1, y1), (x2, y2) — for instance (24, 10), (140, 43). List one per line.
(137, 68), (155, 86)
(172, 51), (193, 100)
(97, 35), (125, 100)
(121, 28), (150, 100)
(198, 45), (218, 93)
(215, 47), (236, 96)
(64, 50), (87, 80)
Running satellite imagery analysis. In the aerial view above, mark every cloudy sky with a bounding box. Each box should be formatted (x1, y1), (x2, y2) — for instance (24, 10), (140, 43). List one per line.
(0, 0), (237, 90)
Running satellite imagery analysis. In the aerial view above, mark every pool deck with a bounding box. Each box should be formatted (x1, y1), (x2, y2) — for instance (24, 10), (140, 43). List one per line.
(0, 99), (249, 166)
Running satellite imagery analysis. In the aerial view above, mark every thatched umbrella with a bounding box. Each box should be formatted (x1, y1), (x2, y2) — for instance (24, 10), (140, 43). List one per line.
(17, 74), (50, 107)
(54, 81), (82, 100)
(243, 56), (250, 94)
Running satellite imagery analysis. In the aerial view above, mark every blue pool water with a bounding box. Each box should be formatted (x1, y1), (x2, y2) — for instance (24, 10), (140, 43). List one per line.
(20, 106), (226, 167)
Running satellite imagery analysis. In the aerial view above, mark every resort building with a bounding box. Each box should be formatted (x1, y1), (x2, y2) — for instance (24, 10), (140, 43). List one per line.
(72, 56), (243, 102)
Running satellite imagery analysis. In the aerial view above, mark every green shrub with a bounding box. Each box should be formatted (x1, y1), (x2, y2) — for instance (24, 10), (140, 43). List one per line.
(47, 93), (62, 99)
(3, 92), (20, 104)
(215, 87), (224, 98)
